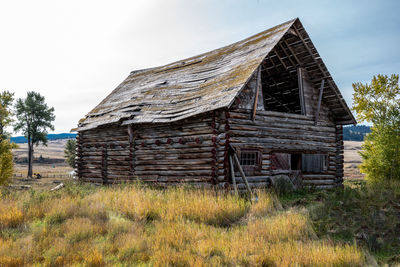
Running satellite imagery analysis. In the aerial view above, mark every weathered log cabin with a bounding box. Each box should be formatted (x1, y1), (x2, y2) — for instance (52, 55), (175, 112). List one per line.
(74, 18), (356, 190)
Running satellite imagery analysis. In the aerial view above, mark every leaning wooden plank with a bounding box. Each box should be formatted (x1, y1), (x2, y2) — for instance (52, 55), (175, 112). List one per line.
(229, 154), (238, 195)
(232, 151), (252, 196)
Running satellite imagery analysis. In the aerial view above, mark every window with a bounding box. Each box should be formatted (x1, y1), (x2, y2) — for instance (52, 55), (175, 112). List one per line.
(237, 150), (260, 176)
(302, 154), (328, 173)
(240, 151), (258, 166)
(271, 153), (290, 170)
(271, 153), (328, 173)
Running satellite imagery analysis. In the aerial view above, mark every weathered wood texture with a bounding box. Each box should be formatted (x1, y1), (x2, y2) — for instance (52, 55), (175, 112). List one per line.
(78, 125), (130, 184)
(226, 64), (340, 188)
(77, 113), (220, 185)
(335, 125), (344, 184)
(133, 113), (217, 185)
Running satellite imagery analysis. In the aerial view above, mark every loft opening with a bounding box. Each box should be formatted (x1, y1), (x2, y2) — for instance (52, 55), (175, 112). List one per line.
(260, 40), (306, 115)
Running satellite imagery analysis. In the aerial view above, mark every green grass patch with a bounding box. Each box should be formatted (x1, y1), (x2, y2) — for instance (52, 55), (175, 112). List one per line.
(279, 180), (400, 265)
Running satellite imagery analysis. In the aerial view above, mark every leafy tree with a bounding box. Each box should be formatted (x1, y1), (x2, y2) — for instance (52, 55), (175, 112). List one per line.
(0, 91), (15, 140)
(0, 140), (14, 185)
(0, 91), (14, 185)
(14, 92), (55, 178)
(64, 139), (76, 168)
(352, 74), (400, 182)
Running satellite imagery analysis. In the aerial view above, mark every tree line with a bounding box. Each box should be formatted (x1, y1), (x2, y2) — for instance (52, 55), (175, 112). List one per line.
(343, 125), (371, 141)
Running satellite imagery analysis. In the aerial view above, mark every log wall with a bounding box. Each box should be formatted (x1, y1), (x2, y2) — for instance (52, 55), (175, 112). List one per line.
(225, 66), (343, 189)
(77, 125), (130, 184)
(224, 109), (338, 188)
(132, 113), (217, 186)
(335, 125), (344, 184)
(76, 113), (219, 186)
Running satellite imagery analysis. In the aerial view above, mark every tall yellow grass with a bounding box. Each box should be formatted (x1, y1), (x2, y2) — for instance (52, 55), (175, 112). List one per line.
(0, 184), (365, 266)
(0, 201), (24, 229)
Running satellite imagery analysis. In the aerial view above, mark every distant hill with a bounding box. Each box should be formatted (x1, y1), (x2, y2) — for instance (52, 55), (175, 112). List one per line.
(10, 133), (77, 144)
(343, 125), (371, 141)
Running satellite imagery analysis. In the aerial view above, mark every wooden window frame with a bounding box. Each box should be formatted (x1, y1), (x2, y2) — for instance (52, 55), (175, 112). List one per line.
(270, 151), (329, 173)
(302, 153), (329, 174)
(236, 147), (262, 175)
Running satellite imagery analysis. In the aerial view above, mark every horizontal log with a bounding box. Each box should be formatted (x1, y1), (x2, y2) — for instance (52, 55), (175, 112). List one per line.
(228, 137), (336, 148)
(230, 124), (336, 140)
(135, 135), (214, 144)
(137, 129), (213, 138)
(135, 152), (212, 161)
(230, 109), (335, 126)
(135, 141), (213, 149)
(135, 146), (213, 153)
(135, 165), (211, 171)
(134, 170), (212, 176)
(228, 117), (336, 133)
(135, 159), (213, 166)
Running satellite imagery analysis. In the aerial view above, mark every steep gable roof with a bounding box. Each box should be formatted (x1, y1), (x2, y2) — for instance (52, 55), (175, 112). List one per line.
(76, 18), (355, 131)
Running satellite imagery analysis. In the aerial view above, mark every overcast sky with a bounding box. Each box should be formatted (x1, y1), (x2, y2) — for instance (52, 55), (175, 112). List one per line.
(1, 0), (399, 134)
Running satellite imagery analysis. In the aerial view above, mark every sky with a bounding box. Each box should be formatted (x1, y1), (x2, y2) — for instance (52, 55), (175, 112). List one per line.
(0, 0), (399, 134)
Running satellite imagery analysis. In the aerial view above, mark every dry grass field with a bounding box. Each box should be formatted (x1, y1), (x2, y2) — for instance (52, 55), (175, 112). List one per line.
(343, 141), (364, 180)
(0, 184), (367, 266)
(13, 139), (69, 160)
(11, 140), (74, 190)
(2, 139), (400, 265)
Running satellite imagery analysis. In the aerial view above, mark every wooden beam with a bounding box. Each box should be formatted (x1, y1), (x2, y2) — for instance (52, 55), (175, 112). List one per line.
(278, 42), (296, 66)
(252, 67), (261, 121)
(283, 39), (301, 65)
(127, 124), (134, 143)
(274, 50), (287, 70)
(315, 79), (325, 125)
(297, 67), (306, 115)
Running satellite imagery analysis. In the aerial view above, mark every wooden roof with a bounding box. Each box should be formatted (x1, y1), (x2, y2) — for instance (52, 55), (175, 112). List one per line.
(76, 18), (355, 131)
